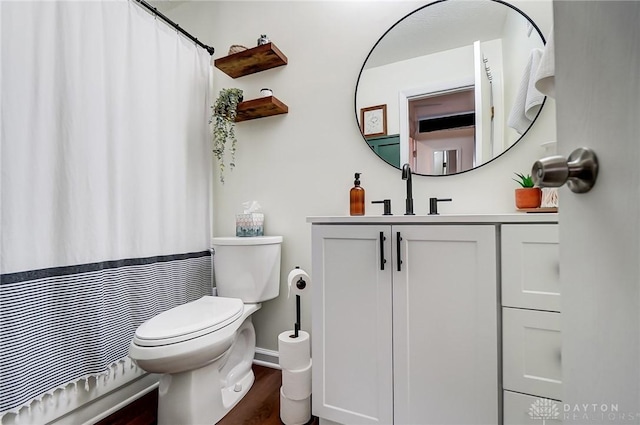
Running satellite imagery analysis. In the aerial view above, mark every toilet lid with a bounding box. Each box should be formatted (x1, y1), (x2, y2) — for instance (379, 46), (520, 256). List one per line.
(133, 296), (243, 347)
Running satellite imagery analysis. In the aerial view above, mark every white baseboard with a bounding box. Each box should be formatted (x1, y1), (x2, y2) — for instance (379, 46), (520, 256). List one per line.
(253, 347), (280, 369)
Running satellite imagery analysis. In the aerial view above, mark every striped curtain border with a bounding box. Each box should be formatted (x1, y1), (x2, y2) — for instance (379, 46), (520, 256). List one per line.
(1, 250), (212, 285)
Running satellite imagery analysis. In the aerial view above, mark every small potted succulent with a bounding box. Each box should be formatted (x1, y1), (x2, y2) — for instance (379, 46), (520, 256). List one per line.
(513, 172), (542, 209)
(211, 88), (244, 183)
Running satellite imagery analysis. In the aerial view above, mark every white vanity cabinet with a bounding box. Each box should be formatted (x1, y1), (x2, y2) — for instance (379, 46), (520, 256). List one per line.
(501, 224), (562, 424)
(311, 225), (393, 425)
(311, 223), (499, 425)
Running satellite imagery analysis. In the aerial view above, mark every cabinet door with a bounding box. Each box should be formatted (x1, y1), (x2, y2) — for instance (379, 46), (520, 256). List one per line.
(392, 225), (498, 425)
(311, 225), (393, 425)
(503, 390), (562, 425)
(503, 307), (562, 401)
(502, 224), (560, 312)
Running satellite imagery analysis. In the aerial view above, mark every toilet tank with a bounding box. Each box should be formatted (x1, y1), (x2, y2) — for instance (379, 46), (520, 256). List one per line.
(212, 236), (282, 303)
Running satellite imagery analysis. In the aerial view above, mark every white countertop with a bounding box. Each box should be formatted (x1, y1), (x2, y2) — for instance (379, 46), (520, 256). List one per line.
(307, 213), (558, 224)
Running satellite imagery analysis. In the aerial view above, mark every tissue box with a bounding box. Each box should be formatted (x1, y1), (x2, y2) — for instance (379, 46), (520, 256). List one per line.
(236, 213), (264, 237)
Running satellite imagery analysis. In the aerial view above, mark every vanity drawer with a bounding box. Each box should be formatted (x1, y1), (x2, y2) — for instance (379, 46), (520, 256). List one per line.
(503, 307), (562, 400)
(503, 390), (562, 425)
(501, 224), (560, 312)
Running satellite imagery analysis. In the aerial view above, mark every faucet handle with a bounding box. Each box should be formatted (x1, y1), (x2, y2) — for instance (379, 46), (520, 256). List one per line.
(372, 199), (392, 215)
(428, 197), (452, 215)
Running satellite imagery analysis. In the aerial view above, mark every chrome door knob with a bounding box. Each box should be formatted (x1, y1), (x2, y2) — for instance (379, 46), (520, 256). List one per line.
(532, 147), (599, 193)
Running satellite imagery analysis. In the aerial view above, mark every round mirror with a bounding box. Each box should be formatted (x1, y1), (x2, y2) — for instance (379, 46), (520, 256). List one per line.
(355, 0), (547, 176)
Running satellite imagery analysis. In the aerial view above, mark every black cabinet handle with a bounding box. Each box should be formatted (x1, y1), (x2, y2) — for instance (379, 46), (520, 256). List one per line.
(379, 232), (385, 270)
(396, 232), (403, 271)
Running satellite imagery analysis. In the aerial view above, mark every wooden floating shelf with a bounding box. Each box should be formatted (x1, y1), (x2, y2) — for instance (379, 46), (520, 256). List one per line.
(214, 43), (288, 79)
(235, 96), (288, 122)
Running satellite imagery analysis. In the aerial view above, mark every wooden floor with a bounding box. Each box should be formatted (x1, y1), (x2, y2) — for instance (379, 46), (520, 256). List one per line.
(219, 365), (319, 425)
(98, 365), (318, 425)
(218, 364), (283, 424)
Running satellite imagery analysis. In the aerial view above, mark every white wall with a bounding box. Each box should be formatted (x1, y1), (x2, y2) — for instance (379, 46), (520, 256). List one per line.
(165, 0), (555, 352)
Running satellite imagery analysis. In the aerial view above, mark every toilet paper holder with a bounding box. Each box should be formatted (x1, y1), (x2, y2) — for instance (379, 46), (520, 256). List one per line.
(292, 266), (308, 338)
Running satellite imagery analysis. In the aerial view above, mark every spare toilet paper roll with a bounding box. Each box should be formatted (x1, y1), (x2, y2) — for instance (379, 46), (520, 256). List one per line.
(280, 387), (311, 425)
(287, 268), (311, 298)
(278, 330), (310, 371)
(282, 360), (312, 400)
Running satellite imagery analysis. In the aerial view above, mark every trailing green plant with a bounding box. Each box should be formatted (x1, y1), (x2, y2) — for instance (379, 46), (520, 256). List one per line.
(513, 172), (535, 188)
(211, 88), (243, 183)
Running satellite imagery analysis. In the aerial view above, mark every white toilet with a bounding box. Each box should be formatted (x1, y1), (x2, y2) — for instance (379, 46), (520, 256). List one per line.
(129, 236), (282, 425)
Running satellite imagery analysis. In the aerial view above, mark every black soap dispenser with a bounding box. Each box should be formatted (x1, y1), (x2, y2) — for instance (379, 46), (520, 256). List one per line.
(350, 173), (365, 216)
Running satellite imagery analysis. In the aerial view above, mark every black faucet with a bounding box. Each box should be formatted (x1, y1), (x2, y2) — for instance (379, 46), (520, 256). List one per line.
(401, 163), (414, 215)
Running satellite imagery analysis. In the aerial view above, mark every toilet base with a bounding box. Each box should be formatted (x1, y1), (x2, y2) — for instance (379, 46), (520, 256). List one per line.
(221, 369), (255, 415)
(157, 316), (257, 425)
(157, 365), (255, 425)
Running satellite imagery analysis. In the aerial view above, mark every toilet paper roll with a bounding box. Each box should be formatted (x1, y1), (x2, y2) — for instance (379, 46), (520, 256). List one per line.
(282, 360), (312, 400)
(280, 387), (311, 425)
(287, 268), (311, 298)
(278, 330), (310, 371)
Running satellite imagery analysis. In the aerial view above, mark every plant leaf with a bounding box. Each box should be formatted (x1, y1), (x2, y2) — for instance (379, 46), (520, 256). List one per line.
(513, 172), (535, 188)
(211, 88), (243, 183)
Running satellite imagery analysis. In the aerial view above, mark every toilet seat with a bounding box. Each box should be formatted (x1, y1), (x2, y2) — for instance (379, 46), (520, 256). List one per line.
(133, 296), (244, 347)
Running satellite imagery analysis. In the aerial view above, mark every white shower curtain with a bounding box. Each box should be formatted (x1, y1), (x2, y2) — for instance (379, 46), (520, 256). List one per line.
(1, 0), (212, 418)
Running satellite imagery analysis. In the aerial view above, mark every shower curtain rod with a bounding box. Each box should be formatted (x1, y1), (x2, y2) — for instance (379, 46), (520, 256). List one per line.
(132, 0), (215, 55)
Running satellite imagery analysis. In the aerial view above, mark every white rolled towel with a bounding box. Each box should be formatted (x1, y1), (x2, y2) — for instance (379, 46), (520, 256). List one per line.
(508, 48), (545, 135)
(535, 26), (556, 99)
